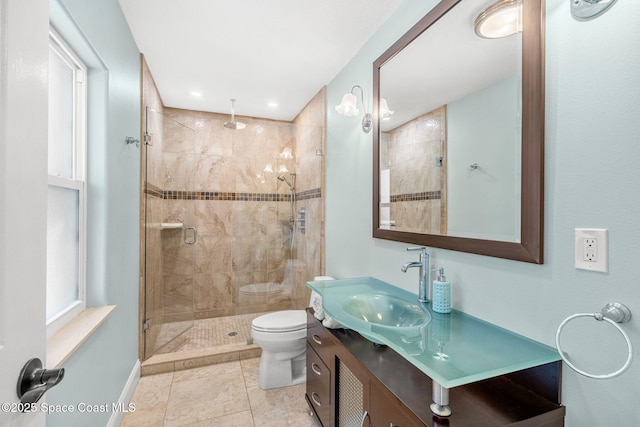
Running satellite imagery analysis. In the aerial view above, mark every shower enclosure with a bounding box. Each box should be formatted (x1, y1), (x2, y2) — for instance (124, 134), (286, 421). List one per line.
(142, 107), (324, 360)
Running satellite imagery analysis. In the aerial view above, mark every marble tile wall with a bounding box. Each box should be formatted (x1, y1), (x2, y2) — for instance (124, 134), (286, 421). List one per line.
(293, 88), (326, 301)
(382, 105), (446, 233)
(142, 58), (326, 358)
(159, 97), (325, 322)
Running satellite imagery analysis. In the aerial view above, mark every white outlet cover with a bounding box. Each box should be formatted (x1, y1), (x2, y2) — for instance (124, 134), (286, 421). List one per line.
(575, 228), (608, 272)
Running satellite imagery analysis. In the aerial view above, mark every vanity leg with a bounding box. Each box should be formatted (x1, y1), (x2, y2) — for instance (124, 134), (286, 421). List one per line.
(430, 381), (452, 417)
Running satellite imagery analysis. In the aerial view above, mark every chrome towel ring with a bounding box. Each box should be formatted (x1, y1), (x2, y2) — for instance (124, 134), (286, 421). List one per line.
(556, 302), (633, 379)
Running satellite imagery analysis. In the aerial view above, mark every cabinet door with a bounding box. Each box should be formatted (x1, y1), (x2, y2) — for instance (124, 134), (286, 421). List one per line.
(370, 381), (424, 427)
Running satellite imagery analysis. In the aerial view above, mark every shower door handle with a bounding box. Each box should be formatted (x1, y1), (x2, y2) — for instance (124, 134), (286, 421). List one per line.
(184, 226), (197, 244)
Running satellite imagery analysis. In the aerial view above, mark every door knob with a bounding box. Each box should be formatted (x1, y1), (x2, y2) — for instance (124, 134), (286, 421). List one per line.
(16, 358), (65, 408)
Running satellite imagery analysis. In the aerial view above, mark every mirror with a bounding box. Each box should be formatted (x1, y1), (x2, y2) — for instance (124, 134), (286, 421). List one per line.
(373, 0), (544, 263)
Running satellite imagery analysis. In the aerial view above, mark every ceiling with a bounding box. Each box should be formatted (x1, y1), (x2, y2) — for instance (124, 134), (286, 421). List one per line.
(380, 0), (519, 132)
(118, 0), (404, 121)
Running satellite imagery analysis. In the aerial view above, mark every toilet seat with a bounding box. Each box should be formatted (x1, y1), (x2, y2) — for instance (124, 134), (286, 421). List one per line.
(252, 310), (306, 333)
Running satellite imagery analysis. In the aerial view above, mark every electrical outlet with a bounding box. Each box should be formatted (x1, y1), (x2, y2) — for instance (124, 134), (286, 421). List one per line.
(583, 238), (597, 262)
(575, 228), (608, 272)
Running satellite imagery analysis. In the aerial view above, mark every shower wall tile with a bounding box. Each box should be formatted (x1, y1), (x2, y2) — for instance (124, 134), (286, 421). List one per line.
(162, 152), (196, 192)
(232, 201), (269, 237)
(193, 235), (232, 274)
(293, 87), (326, 129)
(195, 154), (234, 191)
(292, 87), (326, 295)
(163, 108), (199, 134)
(194, 200), (233, 237)
(234, 157), (263, 193)
(384, 106), (445, 232)
(162, 119), (196, 155)
(193, 273), (233, 313)
(194, 115), (232, 156)
(163, 199), (194, 225)
(163, 275), (194, 314)
(162, 231), (194, 275)
(146, 84), (326, 326)
(232, 236), (270, 273)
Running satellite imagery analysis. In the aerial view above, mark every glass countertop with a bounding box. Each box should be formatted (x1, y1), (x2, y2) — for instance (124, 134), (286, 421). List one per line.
(308, 277), (560, 389)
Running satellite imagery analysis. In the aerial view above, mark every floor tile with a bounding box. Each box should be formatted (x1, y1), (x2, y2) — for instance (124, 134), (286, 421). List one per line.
(126, 356), (316, 427)
(240, 357), (260, 388)
(164, 365), (250, 426)
(120, 405), (167, 427)
(247, 383), (315, 427)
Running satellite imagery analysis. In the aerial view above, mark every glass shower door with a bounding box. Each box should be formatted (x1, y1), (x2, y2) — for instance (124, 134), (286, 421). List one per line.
(143, 108), (196, 359)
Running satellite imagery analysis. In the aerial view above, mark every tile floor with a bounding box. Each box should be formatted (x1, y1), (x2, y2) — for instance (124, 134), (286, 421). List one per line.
(155, 313), (264, 354)
(122, 357), (317, 427)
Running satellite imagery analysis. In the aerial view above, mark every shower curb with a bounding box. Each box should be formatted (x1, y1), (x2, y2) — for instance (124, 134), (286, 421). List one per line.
(140, 344), (261, 376)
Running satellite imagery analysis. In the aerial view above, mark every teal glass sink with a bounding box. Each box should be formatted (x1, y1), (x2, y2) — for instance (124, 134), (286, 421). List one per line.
(307, 277), (560, 389)
(342, 294), (429, 328)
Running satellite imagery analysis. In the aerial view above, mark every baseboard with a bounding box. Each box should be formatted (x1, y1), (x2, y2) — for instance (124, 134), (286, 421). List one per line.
(107, 359), (141, 427)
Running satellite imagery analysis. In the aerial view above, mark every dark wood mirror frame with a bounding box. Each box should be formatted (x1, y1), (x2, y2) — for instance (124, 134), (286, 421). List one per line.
(373, 0), (545, 263)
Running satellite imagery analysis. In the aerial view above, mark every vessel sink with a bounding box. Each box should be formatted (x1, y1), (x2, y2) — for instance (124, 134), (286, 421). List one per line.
(342, 294), (429, 328)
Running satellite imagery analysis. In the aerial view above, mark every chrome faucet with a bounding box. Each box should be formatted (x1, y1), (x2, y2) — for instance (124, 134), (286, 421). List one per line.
(401, 247), (430, 303)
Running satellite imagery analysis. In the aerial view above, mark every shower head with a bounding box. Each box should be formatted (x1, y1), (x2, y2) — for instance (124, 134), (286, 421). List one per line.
(277, 174), (294, 190)
(223, 99), (247, 130)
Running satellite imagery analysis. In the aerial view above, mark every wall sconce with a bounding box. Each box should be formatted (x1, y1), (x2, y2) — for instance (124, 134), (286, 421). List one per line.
(335, 85), (372, 133)
(379, 98), (394, 120)
(474, 0), (522, 39)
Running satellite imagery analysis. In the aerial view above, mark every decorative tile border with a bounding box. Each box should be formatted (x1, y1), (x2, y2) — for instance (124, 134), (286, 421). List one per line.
(390, 190), (441, 202)
(297, 188), (321, 201)
(144, 184), (322, 202)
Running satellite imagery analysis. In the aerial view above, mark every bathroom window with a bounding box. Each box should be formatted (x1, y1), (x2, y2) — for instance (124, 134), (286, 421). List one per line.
(46, 28), (87, 337)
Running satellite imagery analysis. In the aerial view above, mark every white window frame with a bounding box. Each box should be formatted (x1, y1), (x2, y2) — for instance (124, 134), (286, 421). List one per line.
(46, 28), (88, 338)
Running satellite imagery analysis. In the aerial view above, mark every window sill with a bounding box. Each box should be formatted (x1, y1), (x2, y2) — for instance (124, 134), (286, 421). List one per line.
(47, 305), (116, 368)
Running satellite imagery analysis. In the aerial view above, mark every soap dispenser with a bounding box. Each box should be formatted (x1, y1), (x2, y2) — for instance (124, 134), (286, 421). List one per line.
(432, 268), (451, 314)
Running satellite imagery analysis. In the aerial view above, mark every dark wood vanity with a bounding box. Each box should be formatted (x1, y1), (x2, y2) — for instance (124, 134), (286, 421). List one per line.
(305, 309), (565, 427)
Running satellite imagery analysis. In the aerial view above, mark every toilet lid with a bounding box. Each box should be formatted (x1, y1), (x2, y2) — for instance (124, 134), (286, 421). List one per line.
(252, 310), (306, 332)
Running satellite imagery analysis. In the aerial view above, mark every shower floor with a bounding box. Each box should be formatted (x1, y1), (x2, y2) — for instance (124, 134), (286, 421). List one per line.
(155, 312), (266, 354)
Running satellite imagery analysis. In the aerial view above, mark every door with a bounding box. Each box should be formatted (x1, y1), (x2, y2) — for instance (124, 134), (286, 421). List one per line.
(0, 0), (49, 425)
(143, 108), (196, 358)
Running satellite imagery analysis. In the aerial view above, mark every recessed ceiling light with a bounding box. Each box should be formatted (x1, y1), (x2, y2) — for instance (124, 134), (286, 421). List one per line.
(191, 91), (202, 97)
(268, 102), (278, 108)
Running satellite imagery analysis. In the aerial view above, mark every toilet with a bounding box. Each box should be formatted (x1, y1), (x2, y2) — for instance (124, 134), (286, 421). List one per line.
(252, 309), (307, 390)
(251, 275), (334, 390)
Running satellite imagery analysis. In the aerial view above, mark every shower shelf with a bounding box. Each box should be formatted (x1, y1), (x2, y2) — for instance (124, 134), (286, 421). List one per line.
(160, 222), (183, 230)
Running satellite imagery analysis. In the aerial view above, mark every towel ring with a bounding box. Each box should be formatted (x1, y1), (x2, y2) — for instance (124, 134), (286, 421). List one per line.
(555, 302), (633, 379)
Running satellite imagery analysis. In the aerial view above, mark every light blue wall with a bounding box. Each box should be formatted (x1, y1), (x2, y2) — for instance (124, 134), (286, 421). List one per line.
(447, 75), (520, 241)
(326, 0), (640, 425)
(47, 0), (140, 426)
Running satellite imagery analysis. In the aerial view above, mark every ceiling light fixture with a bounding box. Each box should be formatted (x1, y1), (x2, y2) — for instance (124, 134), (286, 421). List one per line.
(335, 85), (372, 133)
(570, 0), (618, 21)
(474, 0), (522, 39)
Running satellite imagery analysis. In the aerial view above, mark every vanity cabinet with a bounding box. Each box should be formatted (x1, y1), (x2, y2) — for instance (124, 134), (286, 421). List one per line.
(370, 380), (422, 427)
(305, 309), (565, 427)
(306, 311), (337, 427)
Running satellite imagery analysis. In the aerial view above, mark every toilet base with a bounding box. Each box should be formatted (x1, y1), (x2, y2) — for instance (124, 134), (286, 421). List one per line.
(257, 347), (306, 390)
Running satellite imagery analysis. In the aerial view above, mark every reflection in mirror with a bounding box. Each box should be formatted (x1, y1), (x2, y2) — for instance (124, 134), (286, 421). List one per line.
(373, 0), (544, 263)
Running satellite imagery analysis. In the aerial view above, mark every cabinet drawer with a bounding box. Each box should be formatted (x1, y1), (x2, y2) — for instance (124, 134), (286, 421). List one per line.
(306, 343), (331, 425)
(307, 310), (334, 363)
